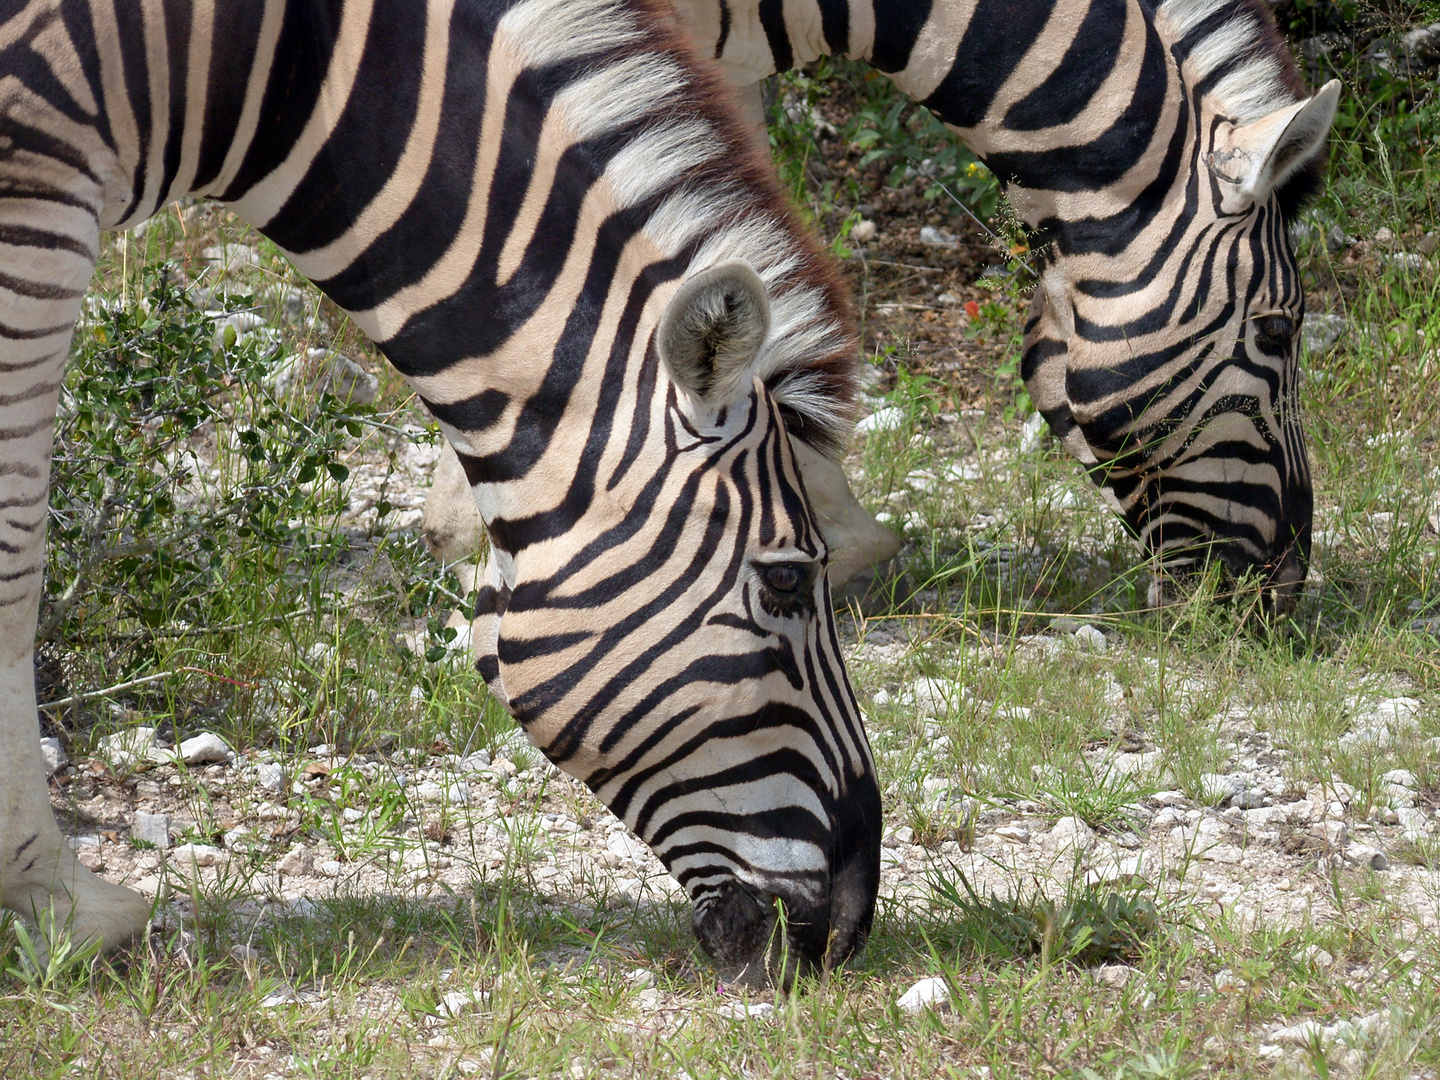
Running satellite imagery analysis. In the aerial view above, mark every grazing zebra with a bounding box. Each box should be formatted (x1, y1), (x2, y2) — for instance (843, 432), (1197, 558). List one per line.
(0, 0), (883, 985)
(663, 0), (1340, 604)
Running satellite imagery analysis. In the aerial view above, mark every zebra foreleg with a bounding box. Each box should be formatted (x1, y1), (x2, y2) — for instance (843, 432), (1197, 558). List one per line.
(0, 209), (151, 951)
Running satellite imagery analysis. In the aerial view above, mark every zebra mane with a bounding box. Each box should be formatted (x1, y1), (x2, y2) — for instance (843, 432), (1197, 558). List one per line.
(502, 0), (857, 457)
(1152, 0), (1325, 215)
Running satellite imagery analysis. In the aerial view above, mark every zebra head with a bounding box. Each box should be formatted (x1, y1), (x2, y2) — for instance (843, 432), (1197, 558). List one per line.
(1019, 18), (1340, 611)
(465, 260), (880, 986)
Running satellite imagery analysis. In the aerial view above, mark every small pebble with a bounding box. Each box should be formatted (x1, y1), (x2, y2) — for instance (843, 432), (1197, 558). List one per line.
(179, 732), (231, 765)
(897, 976), (950, 1013)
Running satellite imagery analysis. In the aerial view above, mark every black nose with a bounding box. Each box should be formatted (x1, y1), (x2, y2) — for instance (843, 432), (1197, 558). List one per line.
(690, 771), (882, 988)
(823, 768), (882, 972)
(1259, 542), (1308, 616)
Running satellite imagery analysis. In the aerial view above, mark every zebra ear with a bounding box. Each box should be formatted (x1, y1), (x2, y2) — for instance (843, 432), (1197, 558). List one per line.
(1207, 80), (1340, 204)
(659, 260), (771, 409)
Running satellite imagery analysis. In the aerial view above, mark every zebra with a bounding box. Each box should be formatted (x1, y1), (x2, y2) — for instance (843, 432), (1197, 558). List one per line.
(0, 0), (882, 985)
(659, 0), (1340, 605)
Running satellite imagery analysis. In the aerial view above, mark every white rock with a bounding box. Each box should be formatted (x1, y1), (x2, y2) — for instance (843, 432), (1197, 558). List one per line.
(918, 225), (956, 247)
(1198, 773), (1246, 804)
(994, 824), (1031, 844)
(1018, 412), (1045, 453)
(267, 349), (374, 404)
(1085, 855), (1145, 885)
(1150, 791), (1188, 807)
(1151, 808), (1185, 831)
(39, 737), (68, 774)
(1329, 781), (1358, 805)
(317, 860), (343, 877)
(1073, 625), (1108, 652)
(1320, 820), (1349, 847)
(851, 219), (877, 244)
(1106, 751), (1161, 779)
(437, 991), (483, 1018)
(902, 677), (969, 716)
(276, 845), (313, 877)
(201, 244), (262, 272)
(97, 726), (157, 769)
(1270, 1019), (1326, 1046)
(897, 976), (950, 1013)
(460, 750), (493, 771)
(1384, 768), (1418, 788)
(883, 825), (914, 847)
(256, 762), (286, 793)
(1386, 784), (1417, 809)
(131, 811), (171, 849)
(260, 987), (300, 1009)
(606, 833), (646, 862)
(170, 843), (225, 869)
(1202, 844), (1243, 865)
(1195, 816), (1225, 841)
(1365, 696), (1422, 731)
(1298, 944), (1335, 969)
(209, 310), (266, 348)
(1397, 807), (1431, 836)
(1346, 844), (1388, 871)
(716, 1001), (775, 1021)
(1095, 964), (1138, 988)
(342, 807), (365, 823)
(1044, 816), (1095, 855)
(230, 944), (259, 964)
(855, 406), (906, 435)
(1214, 969), (1244, 991)
(1242, 807), (1281, 829)
(1280, 799), (1321, 823)
(624, 969), (655, 990)
(1231, 788), (1266, 810)
(635, 988), (661, 1011)
(179, 732), (231, 765)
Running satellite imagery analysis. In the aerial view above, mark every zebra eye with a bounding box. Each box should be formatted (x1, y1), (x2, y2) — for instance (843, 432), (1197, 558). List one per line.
(1254, 314), (1295, 353)
(762, 563), (806, 595)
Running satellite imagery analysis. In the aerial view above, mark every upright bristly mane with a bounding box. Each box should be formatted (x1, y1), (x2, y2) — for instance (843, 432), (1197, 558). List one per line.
(1152, 0), (1325, 215)
(503, 0), (857, 455)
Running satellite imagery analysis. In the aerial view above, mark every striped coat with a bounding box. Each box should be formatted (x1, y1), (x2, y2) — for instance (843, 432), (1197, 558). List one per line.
(0, 0), (880, 985)
(671, 0), (1339, 604)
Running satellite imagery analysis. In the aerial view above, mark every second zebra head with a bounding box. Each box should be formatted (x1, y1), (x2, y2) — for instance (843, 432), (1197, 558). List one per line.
(1014, 3), (1341, 612)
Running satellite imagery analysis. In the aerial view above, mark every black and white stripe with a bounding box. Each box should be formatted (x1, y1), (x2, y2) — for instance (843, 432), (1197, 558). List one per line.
(0, 0), (880, 984)
(670, 0), (1339, 603)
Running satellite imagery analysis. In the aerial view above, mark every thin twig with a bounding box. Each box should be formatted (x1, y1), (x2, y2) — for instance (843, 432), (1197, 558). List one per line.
(865, 259), (948, 274)
(37, 665), (262, 710)
(37, 671), (176, 710)
(904, 154), (1039, 281)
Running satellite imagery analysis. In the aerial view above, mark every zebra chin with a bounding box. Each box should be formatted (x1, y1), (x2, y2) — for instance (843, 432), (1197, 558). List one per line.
(690, 782), (882, 989)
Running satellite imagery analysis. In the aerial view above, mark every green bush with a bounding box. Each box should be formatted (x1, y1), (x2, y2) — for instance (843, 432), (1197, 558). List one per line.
(43, 267), (365, 666)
